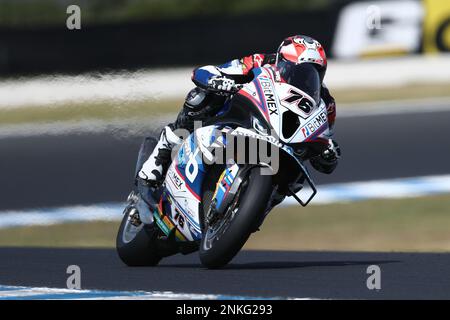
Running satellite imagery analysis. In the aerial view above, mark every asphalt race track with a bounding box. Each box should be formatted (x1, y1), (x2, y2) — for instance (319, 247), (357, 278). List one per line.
(0, 247), (449, 299)
(1, 107), (450, 299)
(1, 109), (450, 210)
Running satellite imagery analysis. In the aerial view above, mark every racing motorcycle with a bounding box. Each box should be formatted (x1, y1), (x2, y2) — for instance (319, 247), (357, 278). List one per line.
(116, 63), (331, 268)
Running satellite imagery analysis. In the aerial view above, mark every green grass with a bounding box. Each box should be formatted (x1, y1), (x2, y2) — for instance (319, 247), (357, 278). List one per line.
(247, 194), (450, 252)
(2, 83), (450, 126)
(333, 82), (450, 104)
(1, 194), (450, 252)
(0, 99), (182, 126)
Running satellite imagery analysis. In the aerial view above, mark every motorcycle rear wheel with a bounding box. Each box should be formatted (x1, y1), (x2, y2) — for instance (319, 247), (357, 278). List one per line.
(199, 166), (272, 269)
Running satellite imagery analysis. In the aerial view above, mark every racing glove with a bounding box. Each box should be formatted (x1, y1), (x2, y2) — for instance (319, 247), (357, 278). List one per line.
(207, 75), (236, 94)
(322, 139), (341, 162)
(310, 139), (341, 174)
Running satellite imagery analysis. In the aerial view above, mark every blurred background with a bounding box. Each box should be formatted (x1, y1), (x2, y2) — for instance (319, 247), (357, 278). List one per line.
(1, 0), (450, 251)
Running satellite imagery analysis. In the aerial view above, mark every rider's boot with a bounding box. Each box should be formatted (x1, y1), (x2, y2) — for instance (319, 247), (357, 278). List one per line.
(138, 88), (225, 184)
(138, 125), (182, 183)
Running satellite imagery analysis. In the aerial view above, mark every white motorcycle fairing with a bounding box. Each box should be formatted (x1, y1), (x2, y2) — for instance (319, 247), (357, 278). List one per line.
(148, 66), (329, 243)
(238, 66), (332, 144)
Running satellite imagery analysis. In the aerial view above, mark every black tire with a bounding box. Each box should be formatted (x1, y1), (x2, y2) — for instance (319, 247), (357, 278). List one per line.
(199, 166), (273, 269)
(116, 207), (162, 266)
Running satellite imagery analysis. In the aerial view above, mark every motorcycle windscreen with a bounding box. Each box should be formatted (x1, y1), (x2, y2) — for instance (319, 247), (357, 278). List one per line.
(277, 61), (321, 105)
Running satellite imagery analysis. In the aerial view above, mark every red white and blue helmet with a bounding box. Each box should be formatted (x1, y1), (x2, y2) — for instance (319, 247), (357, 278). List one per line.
(275, 35), (327, 83)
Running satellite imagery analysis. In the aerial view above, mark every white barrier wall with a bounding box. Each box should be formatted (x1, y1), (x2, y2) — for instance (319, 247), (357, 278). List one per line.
(326, 54), (450, 89)
(1, 54), (450, 109)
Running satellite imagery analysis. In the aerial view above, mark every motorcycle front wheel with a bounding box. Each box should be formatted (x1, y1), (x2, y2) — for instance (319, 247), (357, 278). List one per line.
(116, 205), (162, 266)
(199, 166), (273, 269)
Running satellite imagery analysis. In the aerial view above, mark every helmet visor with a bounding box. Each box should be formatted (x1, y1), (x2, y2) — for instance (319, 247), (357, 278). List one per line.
(278, 60), (321, 105)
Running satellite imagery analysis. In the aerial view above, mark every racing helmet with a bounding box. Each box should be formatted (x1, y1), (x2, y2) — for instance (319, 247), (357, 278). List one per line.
(275, 35), (327, 104)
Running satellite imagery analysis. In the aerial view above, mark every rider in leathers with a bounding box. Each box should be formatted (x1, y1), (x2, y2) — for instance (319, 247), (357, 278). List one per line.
(139, 35), (341, 184)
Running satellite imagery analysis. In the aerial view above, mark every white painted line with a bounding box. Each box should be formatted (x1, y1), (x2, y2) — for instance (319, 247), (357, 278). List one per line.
(0, 285), (294, 300)
(0, 203), (123, 229)
(284, 174), (450, 206)
(1, 175), (450, 229)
